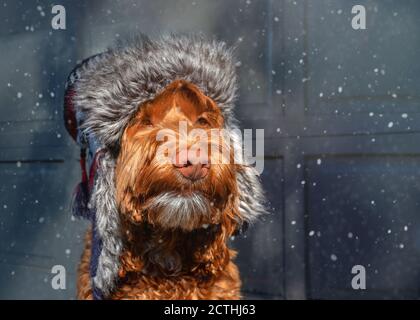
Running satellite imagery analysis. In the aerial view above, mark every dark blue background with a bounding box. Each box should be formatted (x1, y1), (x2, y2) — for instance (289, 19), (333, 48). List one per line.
(0, 0), (420, 299)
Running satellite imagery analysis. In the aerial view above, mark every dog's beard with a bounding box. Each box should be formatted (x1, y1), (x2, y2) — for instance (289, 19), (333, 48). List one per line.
(143, 191), (215, 231)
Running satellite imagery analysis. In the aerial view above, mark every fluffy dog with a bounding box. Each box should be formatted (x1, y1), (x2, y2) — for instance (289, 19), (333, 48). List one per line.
(77, 80), (245, 299)
(65, 35), (266, 300)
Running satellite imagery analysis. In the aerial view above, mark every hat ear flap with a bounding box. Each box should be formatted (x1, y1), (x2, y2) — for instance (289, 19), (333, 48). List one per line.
(89, 151), (123, 297)
(226, 125), (267, 235)
(234, 165), (267, 235)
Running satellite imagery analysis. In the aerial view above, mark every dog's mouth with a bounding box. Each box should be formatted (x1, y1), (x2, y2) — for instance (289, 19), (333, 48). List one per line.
(173, 174), (211, 197)
(141, 191), (220, 231)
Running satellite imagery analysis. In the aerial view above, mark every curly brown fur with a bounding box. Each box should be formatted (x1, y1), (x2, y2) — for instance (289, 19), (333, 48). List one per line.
(77, 230), (93, 300)
(77, 226), (240, 299)
(77, 80), (244, 299)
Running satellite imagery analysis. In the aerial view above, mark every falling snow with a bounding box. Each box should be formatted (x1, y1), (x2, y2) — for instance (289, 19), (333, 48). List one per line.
(0, 0), (419, 300)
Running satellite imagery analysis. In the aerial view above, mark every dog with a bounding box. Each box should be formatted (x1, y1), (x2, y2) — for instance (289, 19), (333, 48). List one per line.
(77, 80), (247, 299)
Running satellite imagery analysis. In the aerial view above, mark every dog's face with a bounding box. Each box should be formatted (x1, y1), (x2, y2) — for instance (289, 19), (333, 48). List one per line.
(116, 80), (240, 233)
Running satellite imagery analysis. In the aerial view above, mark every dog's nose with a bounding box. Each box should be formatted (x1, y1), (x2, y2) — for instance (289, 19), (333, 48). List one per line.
(173, 149), (210, 180)
(173, 161), (210, 181)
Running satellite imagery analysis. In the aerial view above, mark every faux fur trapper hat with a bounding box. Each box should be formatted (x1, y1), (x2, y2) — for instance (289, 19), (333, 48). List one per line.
(64, 34), (266, 298)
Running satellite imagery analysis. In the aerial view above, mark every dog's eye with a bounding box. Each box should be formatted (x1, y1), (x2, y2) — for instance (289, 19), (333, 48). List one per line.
(140, 118), (153, 127)
(196, 117), (210, 126)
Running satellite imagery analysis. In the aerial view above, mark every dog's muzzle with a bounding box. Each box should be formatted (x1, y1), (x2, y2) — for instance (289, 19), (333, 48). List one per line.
(173, 161), (210, 181)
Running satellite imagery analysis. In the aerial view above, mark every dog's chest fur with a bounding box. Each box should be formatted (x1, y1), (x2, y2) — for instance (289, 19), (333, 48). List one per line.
(110, 263), (241, 299)
(77, 225), (241, 299)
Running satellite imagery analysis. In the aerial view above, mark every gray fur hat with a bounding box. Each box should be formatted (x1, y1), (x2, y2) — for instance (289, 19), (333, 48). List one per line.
(65, 34), (266, 297)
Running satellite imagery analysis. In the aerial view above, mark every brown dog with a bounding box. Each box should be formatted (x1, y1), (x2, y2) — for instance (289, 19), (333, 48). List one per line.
(77, 80), (245, 299)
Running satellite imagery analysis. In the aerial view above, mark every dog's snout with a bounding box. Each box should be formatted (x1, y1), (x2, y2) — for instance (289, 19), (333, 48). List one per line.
(174, 161), (210, 181)
(173, 149), (209, 180)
